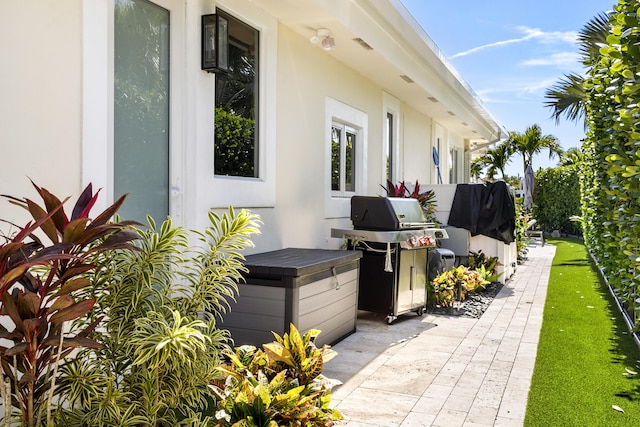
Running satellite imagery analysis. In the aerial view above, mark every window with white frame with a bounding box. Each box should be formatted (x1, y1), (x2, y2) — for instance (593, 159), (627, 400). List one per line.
(331, 122), (357, 195)
(325, 98), (367, 218)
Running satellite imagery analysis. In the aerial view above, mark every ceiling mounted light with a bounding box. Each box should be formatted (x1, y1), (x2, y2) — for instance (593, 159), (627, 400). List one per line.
(310, 28), (335, 51)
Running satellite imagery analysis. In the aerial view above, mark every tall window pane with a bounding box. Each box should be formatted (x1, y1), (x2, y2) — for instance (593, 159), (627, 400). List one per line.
(385, 112), (394, 182)
(214, 12), (259, 177)
(331, 126), (341, 191)
(331, 122), (358, 195)
(114, 0), (170, 224)
(345, 130), (356, 192)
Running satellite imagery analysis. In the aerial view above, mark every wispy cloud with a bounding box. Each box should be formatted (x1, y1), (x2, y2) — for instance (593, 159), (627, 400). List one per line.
(475, 77), (560, 103)
(520, 52), (581, 68)
(451, 26), (577, 58)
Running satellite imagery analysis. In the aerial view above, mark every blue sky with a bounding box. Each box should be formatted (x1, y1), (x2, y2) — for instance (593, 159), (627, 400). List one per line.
(400, 0), (612, 177)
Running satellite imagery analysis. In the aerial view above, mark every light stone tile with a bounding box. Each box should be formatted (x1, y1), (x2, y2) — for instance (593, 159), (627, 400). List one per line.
(442, 392), (476, 412)
(334, 388), (418, 426)
(412, 396), (447, 415)
(357, 364), (435, 396)
(465, 404), (498, 425)
(400, 412), (436, 427)
(456, 367), (488, 390)
(432, 409), (468, 427)
(423, 383), (454, 399)
(473, 391), (503, 409)
(493, 416), (525, 426)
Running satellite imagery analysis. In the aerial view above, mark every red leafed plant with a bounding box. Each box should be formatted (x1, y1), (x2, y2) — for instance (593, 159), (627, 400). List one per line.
(382, 179), (438, 223)
(0, 181), (139, 427)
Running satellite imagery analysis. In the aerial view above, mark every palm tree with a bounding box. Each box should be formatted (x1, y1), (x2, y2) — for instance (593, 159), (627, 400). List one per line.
(471, 141), (513, 180)
(543, 12), (611, 126)
(508, 124), (563, 173)
(559, 147), (584, 167)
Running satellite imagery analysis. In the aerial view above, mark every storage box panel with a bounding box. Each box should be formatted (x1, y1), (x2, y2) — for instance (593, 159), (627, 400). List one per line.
(300, 306), (360, 347)
(298, 271), (358, 310)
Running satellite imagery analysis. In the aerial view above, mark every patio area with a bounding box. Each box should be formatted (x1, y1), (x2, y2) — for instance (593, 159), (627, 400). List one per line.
(323, 242), (556, 427)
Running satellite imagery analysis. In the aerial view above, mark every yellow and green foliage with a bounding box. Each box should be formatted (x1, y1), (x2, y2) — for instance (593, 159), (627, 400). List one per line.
(212, 324), (343, 427)
(430, 266), (490, 307)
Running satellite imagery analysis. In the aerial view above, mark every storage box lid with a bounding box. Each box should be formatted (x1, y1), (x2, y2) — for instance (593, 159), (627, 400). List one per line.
(243, 248), (362, 278)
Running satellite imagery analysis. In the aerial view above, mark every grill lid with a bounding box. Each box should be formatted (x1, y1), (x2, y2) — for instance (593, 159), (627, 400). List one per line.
(351, 196), (431, 230)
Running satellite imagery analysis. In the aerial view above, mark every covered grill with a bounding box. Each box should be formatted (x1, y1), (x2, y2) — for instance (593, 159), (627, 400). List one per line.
(332, 196), (448, 323)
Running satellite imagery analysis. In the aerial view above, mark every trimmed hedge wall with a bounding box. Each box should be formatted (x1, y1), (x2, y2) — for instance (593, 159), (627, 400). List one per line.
(532, 166), (581, 235)
(581, 0), (640, 328)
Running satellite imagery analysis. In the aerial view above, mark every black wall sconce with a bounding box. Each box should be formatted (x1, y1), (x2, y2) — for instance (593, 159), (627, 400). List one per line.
(201, 14), (229, 73)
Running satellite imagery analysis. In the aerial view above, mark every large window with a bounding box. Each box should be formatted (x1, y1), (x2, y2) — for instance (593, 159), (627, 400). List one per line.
(331, 122), (357, 195)
(214, 10), (259, 177)
(325, 98), (367, 218)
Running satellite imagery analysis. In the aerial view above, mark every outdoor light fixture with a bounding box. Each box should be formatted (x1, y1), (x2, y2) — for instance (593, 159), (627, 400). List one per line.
(201, 13), (229, 73)
(310, 28), (335, 51)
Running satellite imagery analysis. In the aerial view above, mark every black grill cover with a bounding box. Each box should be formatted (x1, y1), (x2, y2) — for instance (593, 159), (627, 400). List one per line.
(447, 181), (516, 243)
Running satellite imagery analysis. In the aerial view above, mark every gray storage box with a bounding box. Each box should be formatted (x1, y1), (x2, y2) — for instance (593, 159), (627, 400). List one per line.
(220, 248), (362, 348)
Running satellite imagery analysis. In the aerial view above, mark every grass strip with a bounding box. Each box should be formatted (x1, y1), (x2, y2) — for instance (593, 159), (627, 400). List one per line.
(525, 238), (640, 426)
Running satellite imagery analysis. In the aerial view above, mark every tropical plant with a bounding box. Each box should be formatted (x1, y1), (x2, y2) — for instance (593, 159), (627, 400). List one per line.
(381, 179), (437, 223)
(544, 12), (611, 127)
(212, 324), (342, 426)
(467, 250), (501, 279)
(470, 141), (513, 180)
(54, 208), (261, 426)
(430, 266), (490, 308)
(507, 124), (563, 174)
(559, 147), (584, 167)
(0, 182), (139, 427)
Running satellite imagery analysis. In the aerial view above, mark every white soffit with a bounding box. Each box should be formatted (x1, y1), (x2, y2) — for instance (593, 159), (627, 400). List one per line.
(248, 0), (507, 142)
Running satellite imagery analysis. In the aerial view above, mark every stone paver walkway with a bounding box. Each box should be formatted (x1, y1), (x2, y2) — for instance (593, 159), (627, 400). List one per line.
(323, 243), (556, 427)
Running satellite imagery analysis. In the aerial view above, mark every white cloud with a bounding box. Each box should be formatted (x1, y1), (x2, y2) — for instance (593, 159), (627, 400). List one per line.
(451, 26), (578, 58)
(475, 77), (561, 103)
(520, 52), (581, 68)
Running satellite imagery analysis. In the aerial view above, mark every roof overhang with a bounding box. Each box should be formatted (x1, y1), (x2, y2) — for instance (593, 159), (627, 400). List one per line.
(242, 0), (508, 142)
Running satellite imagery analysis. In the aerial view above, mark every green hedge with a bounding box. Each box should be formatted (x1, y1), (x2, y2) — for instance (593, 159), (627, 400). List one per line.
(581, 0), (640, 328)
(214, 107), (255, 177)
(532, 166), (581, 235)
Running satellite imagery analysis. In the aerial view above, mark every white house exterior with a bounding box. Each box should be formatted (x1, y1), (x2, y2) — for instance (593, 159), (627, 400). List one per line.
(0, 0), (506, 254)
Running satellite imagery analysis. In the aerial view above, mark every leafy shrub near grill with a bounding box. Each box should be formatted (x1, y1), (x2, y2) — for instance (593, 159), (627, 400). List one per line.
(429, 266), (490, 308)
(468, 250), (503, 283)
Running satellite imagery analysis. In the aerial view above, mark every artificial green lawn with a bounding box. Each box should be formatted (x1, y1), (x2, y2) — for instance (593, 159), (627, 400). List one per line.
(525, 238), (640, 426)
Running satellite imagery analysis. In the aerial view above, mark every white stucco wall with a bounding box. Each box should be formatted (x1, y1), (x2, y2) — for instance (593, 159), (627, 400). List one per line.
(0, 0), (488, 255)
(271, 24), (382, 250)
(0, 1), (83, 228)
(402, 108), (432, 186)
